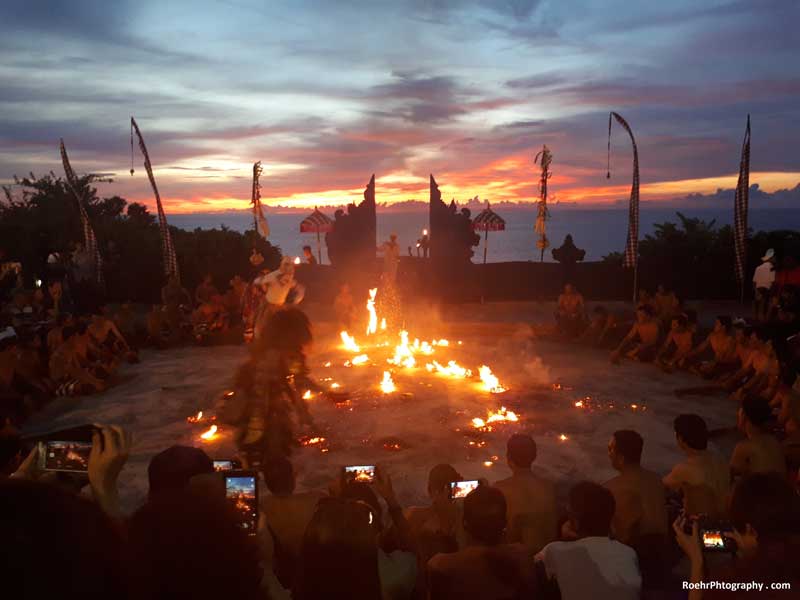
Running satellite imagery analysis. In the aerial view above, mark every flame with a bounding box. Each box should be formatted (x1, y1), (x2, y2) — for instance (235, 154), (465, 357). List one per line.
(302, 390), (313, 400)
(380, 318), (386, 331)
(559, 434), (568, 441)
(293, 256), (301, 265)
(366, 288), (378, 335)
(352, 354), (369, 365)
(200, 424), (218, 440)
(484, 461), (494, 467)
(412, 338), (435, 355)
(426, 360), (472, 378)
(432, 339), (449, 347)
(340, 331), (361, 352)
(187, 410), (203, 423)
(330, 382), (341, 389)
(324, 361), (332, 367)
(389, 330), (416, 368)
(478, 365), (506, 393)
(380, 371), (396, 393)
(574, 400), (584, 408)
(630, 404), (638, 410)
(472, 406), (519, 429)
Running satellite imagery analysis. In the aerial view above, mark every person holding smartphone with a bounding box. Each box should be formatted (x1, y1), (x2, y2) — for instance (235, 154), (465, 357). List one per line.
(674, 473), (800, 600)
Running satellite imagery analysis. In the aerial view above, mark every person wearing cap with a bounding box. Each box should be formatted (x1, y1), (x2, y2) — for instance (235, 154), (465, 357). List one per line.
(753, 249), (775, 321)
(378, 233), (401, 284)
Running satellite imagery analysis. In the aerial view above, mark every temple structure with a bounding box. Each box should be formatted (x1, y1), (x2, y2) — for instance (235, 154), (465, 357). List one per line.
(428, 175), (479, 263)
(326, 175), (377, 269)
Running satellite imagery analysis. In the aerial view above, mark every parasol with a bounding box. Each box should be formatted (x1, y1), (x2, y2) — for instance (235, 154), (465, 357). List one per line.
(472, 202), (506, 264)
(299, 207), (334, 264)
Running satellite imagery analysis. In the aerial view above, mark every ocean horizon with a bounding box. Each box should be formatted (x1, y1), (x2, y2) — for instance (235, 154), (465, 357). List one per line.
(169, 207), (800, 264)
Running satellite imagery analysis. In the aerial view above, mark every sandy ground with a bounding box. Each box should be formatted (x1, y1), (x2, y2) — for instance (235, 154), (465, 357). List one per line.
(25, 300), (742, 514)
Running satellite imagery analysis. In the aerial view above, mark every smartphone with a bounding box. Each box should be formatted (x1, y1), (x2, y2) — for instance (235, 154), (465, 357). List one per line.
(700, 528), (734, 552)
(224, 471), (258, 536)
(343, 465), (376, 484)
(213, 459), (241, 472)
(449, 480), (480, 499)
(37, 440), (93, 473)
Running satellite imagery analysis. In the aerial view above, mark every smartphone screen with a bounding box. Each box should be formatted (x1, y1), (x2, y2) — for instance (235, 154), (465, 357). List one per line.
(225, 473), (258, 536)
(213, 460), (240, 472)
(701, 530), (727, 550)
(343, 465), (376, 484)
(449, 480), (480, 499)
(38, 440), (92, 473)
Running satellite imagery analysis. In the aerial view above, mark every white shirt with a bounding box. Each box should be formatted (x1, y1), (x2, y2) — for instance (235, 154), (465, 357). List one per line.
(753, 262), (775, 289)
(378, 549), (417, 600)
(261, 270), (303, 305)
(538, 537), (641, 600)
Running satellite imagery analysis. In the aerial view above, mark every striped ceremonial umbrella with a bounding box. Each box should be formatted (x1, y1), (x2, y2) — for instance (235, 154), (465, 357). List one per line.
(472, 202), (506, 264)
(299, 207), (334, 264)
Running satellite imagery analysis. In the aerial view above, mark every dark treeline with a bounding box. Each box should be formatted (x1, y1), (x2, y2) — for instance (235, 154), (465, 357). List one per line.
(1, 173), (281, 302)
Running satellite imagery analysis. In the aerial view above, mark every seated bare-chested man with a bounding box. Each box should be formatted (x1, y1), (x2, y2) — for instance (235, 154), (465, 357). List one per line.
(579, 306), (627, 347)
(89, 310), (133, 359)
(729, 328), (780, 402)
(46, 313), (74, 355)
(72, 321), (116, 378)
(653, 284), (679, 325)
(684, 316), (738, 378)
(655, 314), (694, 371)
(663, 414), (730, 518)
(730, 396), (786, 479)
(191, 295), (229, 342)
(555, 283), (586, 338)
(48, 326), (106, 395)
(611, 304), (660, 364)
(603, 430), (667, 547)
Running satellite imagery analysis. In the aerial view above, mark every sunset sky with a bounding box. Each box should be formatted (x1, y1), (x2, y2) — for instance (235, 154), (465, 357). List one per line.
(1, 0), (798, 213)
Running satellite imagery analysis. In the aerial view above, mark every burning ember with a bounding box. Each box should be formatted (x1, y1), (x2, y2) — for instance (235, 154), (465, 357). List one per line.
(200, 424), (219, 441)
(559, 434), (569, 441)
(380, 371), (396, 394)
(426, 360), (472, 378)
(293, 256), (301, 265)
(471, 406), (519, 429)
(432, 339), (449, 347)
(340, 331), (361, 352)
(187, 411), (204, 423)
(574, 400), (584, 408)
(366, 288), (378, 335)
(302, 390), (313, 400)
(478, 365), (506, 393)
(351, 354), (369, 365)
(483, 461), (494, 467)
(324, 361), (331, 367)
(301, 436), (326, 446)
(380, 318), (387, 331)
(330, 382), (341, 389)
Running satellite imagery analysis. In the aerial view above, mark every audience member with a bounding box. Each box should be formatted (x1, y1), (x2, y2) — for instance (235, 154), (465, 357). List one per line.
(428, 485), (535, 600)
(493, 433), (557, 553)
(663, 414), (730, 518)
(603, 429), (667, 545)
(674, 473), (800, 599)
(731, 396), (786, 478)
(294, 497), (383, 600)
(260, 455), (325, 588)
(536, 481), (641, 600)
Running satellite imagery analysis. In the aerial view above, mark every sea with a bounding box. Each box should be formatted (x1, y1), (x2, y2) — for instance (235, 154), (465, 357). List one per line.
(169, 208), (799, 264)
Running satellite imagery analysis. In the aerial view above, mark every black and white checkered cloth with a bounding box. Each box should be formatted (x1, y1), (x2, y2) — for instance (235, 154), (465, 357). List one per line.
(131, 118), (180, 281)
(59, 139), (104, 287)
(734, 115), (751, 284)
(608, 112), (639, 269)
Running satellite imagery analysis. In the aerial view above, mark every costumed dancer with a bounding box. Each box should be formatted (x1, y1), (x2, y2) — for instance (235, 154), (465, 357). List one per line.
(252, 257), (305, 341)
(233, 308), (324, 466)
